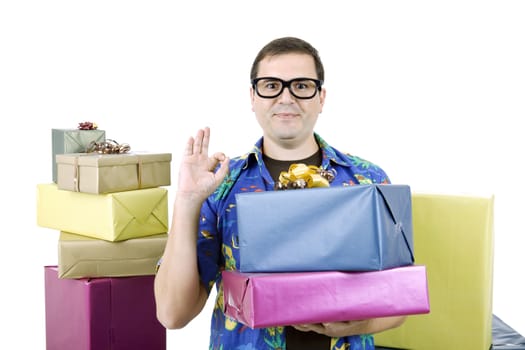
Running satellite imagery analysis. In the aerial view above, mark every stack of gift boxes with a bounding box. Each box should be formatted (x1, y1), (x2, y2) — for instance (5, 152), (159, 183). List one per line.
(37, 123), (170, 350)
(222, 164), (431, 329)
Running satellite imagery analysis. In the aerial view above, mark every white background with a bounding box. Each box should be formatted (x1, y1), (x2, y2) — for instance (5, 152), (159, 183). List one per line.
(1, 1), (524, 348)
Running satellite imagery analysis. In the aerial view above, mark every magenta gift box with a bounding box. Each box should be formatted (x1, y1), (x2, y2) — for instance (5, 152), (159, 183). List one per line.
(223, 265), (430, 329)
(44, 265), (166, 350)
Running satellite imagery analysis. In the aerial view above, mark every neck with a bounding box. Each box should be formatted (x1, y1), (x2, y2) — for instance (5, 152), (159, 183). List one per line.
(262, 134), (318, 160)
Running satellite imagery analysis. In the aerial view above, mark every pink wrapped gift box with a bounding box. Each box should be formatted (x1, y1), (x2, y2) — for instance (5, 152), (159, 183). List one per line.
(44, 265), (166, 350)
(223, 265), (430, 329)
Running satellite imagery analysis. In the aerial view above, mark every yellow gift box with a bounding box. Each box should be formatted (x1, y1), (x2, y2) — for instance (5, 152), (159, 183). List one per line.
(37, 183), (169, 241)
(374, 192), (494, 350)
(58, 231), (168, 279)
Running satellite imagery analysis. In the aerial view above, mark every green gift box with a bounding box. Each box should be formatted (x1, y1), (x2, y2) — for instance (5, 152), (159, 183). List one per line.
(52, 128), (106, 182)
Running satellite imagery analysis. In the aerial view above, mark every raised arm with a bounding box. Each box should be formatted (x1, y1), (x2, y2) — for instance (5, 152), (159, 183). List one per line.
(154, 127), (229, 329)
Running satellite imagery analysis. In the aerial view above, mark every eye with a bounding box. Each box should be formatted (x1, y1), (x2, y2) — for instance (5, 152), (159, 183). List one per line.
(263, 80), (281, 90)
(293, 80), (315, 90)
(295, 82), (308, 90)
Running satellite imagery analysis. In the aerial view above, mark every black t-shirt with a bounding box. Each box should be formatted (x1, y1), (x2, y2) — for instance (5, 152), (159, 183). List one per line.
(263, 148), (323, 185)
(263, 148), (331, 349)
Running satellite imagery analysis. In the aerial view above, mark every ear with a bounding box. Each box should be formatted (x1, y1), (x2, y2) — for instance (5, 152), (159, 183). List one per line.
(318, 88), (326, 113)
(250, 86), (256, 112)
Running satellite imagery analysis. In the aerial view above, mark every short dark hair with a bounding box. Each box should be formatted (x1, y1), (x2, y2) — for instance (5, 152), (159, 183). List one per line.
(250, 37), (325, 82)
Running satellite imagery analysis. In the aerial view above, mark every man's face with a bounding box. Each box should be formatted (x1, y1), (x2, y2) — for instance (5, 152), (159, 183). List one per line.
(250, 53), (326, 146)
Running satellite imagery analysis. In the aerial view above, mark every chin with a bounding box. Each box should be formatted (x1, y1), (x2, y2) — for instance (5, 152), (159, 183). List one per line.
(274, 131), (299, 140)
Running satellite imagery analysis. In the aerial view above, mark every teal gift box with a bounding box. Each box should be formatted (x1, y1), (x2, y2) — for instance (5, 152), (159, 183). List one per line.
(235, 184), (414, 272)
(52, 128), (106, 182)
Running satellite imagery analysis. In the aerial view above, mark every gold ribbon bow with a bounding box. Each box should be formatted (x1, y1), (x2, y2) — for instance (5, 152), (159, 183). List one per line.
(86, 139), (131, 154)
(275, 163), (336, 190)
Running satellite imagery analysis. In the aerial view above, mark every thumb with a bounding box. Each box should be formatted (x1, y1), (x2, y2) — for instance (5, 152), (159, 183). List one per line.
(214, 156), (230, 183)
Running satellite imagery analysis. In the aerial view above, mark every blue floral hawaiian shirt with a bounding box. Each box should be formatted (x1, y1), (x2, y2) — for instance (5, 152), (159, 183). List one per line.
(197, 133), (390, 350)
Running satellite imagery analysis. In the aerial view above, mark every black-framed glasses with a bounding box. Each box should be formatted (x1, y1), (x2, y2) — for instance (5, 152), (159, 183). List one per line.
(252, 77), (323, 99)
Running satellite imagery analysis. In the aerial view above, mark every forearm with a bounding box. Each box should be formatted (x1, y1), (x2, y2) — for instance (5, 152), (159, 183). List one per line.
(154, 195), (207, 329)
(351, 315), (406, 335)
(294, 315), (406, 338)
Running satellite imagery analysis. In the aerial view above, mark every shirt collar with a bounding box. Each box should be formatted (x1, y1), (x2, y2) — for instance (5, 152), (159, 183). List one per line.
(241, 133), (352, 169)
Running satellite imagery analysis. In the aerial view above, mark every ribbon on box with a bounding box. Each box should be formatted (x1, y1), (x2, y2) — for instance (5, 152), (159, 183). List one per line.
(73, 139), (133, 192)
(86, 139), (131, 154)
(71, 151), (146, 192)
(77, 121), (98, 130)
(275, 163), (336, 190)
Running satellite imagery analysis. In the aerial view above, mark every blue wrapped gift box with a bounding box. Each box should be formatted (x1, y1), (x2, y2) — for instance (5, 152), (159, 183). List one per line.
(235, 184), (414, 272)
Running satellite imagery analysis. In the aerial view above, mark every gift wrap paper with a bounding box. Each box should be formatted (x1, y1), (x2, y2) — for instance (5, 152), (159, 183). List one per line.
(56, 152), (172, 194)
(222, 265), (429, 329)
(235, 184), (414, 272)
(52, 128), (106, 182)
(58, 232), (168, 278)
(44, 265), (166, 350)
(374, 193), (495, 350)
(37, 183), (168, 241)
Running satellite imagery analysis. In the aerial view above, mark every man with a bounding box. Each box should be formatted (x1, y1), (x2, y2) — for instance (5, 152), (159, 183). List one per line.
(155, 36), (405, 349)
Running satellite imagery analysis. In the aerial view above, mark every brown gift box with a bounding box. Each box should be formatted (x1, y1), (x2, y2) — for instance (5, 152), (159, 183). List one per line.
(58, 231), (168, 279)
(52, 128), (106, 183)
(56, 152), (171, 194)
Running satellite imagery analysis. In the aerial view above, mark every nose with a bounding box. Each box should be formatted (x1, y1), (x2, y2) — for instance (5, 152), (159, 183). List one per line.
(277, 86), (295, 103)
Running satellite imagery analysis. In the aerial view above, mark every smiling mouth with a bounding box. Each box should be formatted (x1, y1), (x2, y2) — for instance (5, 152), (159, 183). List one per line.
(274, 113), (299, 118)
